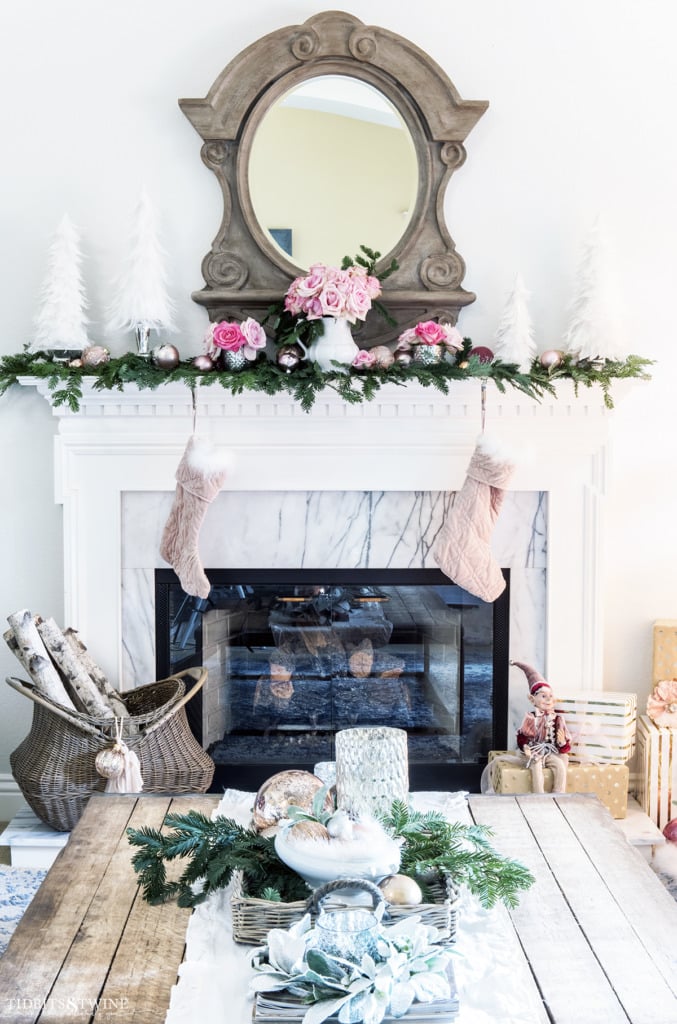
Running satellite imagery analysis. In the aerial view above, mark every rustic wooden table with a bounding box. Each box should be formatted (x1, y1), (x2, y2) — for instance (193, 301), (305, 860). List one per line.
(1, 792), (676, 1023)
(468, 794), (677, 1024)
(0, 793), (220, 1024)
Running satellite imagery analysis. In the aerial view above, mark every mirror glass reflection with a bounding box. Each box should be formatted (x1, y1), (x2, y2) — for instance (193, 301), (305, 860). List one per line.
(248, 75), (418, 268)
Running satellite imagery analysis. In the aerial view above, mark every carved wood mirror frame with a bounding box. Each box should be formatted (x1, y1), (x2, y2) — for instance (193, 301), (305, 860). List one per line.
(179, 10), (488, 343)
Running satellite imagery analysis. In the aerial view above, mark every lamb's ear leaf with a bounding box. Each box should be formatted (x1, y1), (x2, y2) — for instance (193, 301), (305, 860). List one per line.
(311, 784), (332, 820)
(302, 993), (353, 1024)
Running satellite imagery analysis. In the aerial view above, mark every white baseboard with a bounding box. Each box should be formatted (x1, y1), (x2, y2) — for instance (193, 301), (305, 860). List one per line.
(0, 773), (24, 823)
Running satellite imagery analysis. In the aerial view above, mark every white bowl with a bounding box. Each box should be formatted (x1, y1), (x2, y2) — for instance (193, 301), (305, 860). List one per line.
(274, 829), (401, 889)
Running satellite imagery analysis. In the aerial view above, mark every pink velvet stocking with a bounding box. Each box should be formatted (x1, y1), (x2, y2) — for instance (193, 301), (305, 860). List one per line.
(160, 436), (229, 598)
(433, 435), (515, 602)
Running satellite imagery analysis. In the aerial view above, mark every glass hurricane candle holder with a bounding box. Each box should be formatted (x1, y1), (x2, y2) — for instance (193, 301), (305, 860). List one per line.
(335, 727), (409, 819)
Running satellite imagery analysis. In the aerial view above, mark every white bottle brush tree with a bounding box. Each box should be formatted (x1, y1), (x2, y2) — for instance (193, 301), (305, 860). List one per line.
(33, 214), (90, 352)
(563, 219), (625, 363)
(493, 272), (536, 373)
(107, 189), (176, 355)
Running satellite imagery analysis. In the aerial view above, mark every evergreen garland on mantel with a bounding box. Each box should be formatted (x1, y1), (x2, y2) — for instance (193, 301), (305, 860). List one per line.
(0, 345), (651, 414)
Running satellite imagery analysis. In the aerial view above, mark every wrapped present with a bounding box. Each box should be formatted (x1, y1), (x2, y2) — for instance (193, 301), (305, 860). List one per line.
(635, 714), (677, 829)
(652, 620), (677, 687)
(490, 753), (629, 818)
(554, 691), (637, 764)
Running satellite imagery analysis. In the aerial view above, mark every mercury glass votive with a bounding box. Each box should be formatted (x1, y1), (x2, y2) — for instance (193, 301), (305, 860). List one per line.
(314, 908), (381, 964)
(335, 727), (409, 818)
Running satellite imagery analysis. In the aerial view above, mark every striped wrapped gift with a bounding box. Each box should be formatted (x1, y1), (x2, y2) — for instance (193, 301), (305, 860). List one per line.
(635, 714), (677, 830)
(554, 691), (637, 764)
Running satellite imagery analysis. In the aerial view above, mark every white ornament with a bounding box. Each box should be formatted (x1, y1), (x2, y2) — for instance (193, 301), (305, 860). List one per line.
(493, 272), (536, 372)
(563, 218), (625, 362)
(33, 214), (90, 351)
(107, 188), (176, 336)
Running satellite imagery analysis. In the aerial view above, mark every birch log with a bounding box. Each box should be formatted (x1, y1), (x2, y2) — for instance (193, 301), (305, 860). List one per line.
(6, 610), (78, 711)
(37, 617), (115, 720)
(63, 628), (129, 719)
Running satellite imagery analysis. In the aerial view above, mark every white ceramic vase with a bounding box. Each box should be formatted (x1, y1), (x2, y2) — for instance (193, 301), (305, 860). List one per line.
(307, 316), (359, 373)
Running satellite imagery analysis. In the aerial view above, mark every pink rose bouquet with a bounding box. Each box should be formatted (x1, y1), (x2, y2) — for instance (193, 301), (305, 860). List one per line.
(284, 263), (381, 325)
(205, 317), (267, 361)
(396, 320), (464, 353)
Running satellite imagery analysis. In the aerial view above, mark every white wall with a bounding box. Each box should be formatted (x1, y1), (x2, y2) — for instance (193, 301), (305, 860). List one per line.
(0, 0), (675, 788)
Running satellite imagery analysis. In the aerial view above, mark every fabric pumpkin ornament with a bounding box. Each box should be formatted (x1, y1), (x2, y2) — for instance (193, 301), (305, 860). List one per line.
(647, 680), (677, 727)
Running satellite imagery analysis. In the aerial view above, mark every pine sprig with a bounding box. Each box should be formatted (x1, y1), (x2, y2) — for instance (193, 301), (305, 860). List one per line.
(380, 801), (534, 910)
(0, 347), (652, 413)
(126, 813), (310, 908)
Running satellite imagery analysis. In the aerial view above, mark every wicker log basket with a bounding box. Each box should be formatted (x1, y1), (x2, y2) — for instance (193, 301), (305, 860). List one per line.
(7, 667), (214, 831)
(230, 870), (459, 947)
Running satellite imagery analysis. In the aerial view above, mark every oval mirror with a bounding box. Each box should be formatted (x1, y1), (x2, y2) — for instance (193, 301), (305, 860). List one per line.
(247, 75), (418, 269)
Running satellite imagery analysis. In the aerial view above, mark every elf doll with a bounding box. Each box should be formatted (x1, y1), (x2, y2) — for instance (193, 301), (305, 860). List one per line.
(512, 660), (571, 794)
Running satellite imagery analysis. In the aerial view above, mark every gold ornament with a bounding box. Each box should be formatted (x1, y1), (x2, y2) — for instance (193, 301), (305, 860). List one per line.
(458, 360), (469, 369)
(81, 345), (111, 367)
(252, 769), (332, 831)
(95, 742), (126, 779)
(379, 873), (423, 905)
(289, 820), (330, 842)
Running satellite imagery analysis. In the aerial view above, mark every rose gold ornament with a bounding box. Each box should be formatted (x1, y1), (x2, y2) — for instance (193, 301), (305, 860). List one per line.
(81, 345), (111, 367)
(191, 354), (215, 372)
(394, 351), (412, 367)
(468, 346), (494, 363)
(539, 349), (563, 371)
(276, 343), (304, 372)
(151, 344), (180, 370)
(370, 345), (395, 369)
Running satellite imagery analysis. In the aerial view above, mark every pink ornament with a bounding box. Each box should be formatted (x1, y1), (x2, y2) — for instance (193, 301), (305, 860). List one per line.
(81, 345), (110, 367)
(192, 354), (215, 372)
(540, 349), (563, 371)
(151, 344), (180, 370)
(468, 346), (494, 364)
(663, 818), (677, 842)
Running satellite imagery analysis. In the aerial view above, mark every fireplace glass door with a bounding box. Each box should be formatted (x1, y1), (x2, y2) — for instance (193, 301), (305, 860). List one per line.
(156, 568), (509, 791)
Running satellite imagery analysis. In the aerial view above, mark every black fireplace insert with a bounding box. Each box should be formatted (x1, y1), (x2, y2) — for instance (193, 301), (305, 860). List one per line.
(155, 568), (509, 792)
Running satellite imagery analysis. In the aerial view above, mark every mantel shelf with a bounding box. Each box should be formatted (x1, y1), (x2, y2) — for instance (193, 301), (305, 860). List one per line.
(18, 375), (613, 426)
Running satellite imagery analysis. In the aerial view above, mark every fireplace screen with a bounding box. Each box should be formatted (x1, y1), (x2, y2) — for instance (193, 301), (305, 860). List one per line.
(155, 569), (509, 791)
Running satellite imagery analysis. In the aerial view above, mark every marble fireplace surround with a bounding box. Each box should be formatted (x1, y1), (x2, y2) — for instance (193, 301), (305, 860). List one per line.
(29, 377), (609, 739)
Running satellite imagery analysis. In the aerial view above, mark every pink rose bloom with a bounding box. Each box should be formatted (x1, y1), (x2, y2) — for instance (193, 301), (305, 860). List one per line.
(305, 295), (325, 320)
(294, 270), (326, 298)
(317, 284), (345, 318)
(212, 321), (245, 351)
(241, 317), (267, 360)
(364, 275), (382, 299)
(345, 285), (371, 323)
(441, 325), (464, 351)
(414, 320), (447, 345)
(352, 349), (376, 369)
(396, 327), (418, 349)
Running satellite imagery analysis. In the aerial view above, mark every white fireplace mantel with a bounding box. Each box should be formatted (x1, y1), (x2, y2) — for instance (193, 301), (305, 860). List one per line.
(23, 377), (611, 695)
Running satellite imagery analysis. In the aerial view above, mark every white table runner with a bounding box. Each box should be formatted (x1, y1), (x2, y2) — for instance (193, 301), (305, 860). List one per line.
(164, 790), (546, 1024)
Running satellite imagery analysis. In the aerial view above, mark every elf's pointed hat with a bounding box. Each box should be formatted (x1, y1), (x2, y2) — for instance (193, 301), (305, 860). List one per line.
(510, 660), (550, 695)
